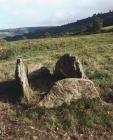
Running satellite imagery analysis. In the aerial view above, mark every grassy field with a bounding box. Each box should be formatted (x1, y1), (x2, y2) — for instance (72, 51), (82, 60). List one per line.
(0, 32), (113, 139)
(1, 32), (113, 86)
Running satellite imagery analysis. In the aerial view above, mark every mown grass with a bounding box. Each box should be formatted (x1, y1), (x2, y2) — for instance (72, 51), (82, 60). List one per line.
(102, 25), (113, 32)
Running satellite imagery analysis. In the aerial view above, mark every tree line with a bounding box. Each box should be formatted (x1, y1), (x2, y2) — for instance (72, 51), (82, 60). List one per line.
(5, 11), (113, 41)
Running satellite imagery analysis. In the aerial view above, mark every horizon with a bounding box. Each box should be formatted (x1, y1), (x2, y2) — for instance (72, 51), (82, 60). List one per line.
(0, 10), (112, 31)
(0, 0), (113, 30)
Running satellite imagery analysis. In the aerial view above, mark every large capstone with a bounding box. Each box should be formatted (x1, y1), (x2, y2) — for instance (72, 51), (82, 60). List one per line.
(54, 54), (86, 80)
(38, 78), (99, 108)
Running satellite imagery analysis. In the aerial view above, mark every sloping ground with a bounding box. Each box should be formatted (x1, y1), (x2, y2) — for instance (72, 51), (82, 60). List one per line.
(0, 99), (113, 139)
(0, 33), (113, 139)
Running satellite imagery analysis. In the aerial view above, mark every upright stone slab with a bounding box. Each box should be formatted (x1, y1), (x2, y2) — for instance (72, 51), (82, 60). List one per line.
(54, 54), (86, 80)
(15, 59), (31, 102)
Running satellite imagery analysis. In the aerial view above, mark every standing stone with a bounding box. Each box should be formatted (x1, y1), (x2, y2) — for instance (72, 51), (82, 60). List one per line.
(15, 59), (31, 103)
(54, 54), (86, 80)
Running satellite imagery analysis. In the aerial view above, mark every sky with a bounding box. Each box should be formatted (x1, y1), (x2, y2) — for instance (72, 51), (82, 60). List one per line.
(0, 0), (113, 29)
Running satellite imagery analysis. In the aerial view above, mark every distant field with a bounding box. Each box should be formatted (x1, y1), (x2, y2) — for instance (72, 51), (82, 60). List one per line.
(103, 25), (113, 29)
(102, 25), (113, 32)
(0, 32), (113, 139)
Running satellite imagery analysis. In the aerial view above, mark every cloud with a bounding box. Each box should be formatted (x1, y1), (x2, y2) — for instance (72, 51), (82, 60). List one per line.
(0, 0), (112, 29)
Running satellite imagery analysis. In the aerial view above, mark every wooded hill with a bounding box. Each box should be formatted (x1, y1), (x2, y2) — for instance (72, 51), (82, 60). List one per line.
(2, 11), (113, 41)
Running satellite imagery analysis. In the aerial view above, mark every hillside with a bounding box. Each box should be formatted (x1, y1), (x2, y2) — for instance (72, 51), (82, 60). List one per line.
(0, 33), (113, 139)
(0, 26), (51, 40)
(1, 11), (113, 41)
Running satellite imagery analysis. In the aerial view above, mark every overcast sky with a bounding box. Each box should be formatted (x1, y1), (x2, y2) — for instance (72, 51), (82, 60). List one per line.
(0, 0), (113, 29)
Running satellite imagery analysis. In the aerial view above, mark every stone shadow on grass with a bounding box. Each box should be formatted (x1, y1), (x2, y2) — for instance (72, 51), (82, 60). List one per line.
(28, 66), (55, 95)
(0, 80), (22, 103)
(0, 67), (55, 103)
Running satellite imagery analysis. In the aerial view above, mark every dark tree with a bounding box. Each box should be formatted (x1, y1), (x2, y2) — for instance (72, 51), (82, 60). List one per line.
(92, 17), (103, 32)
(79, 25), (87, 34)
(44, 32), (51, 38)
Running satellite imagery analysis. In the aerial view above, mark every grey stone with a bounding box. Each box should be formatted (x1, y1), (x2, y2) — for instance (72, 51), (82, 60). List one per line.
(15, 59), (31, 102)
(54, 54), (86, 80)
(38, 78), (99, 108)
